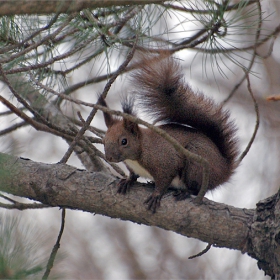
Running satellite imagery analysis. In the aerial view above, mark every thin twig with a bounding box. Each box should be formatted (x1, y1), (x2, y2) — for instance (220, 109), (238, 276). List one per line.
(0, 193), (17, 203)
(61, 62), (139, 96)
(59, 35), (139, 164)
(0, 65), (52, 125)
(162, 1), (257, 14)
(42, 208), (66, 280)
(0, 95), (74, 141)
(0, 121), (28, 136)
(0, 194), (51, 210)
(71, 113), (105, 138)
(189, 243), (212, 259)
(238, 74), (259, 163)
(0, 202), (51, 210)
(0, 66), (86, 140)
(0, 106), (26, 116)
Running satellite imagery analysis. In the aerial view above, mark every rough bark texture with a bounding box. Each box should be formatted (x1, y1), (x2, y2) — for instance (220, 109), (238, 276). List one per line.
(0, 0), (164, 16)
(0, 152), (279, 277)
(247, 192), (280, 279)
(0, 152), (251, 249)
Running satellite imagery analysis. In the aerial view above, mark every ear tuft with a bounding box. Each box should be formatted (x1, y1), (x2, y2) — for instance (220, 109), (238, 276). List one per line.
(121, 95), (135, 115)
(121, 96), (140, 137)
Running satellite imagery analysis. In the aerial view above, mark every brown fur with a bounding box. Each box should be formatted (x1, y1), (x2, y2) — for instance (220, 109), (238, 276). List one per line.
(102, 56), (239, 213)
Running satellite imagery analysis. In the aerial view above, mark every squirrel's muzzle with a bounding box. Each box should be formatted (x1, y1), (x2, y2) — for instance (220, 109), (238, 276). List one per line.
(104, 144), (123, 163)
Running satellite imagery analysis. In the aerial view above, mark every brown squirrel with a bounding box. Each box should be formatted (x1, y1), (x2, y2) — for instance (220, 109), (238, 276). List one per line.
(101, 56), (239, 213)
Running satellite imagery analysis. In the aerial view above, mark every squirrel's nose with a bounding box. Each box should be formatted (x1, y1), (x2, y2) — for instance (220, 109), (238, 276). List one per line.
(105, 152), (118, 162)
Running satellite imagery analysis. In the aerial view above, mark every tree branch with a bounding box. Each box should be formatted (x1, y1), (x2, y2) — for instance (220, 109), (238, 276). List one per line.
(0, 152), (252, 251)
(1, 152), (279, 277)
(0, 194), (51, 210)
(0, 0), (164, 16)
(42, 208), (66, 280)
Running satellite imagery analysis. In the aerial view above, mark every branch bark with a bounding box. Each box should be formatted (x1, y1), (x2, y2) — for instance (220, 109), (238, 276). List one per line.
(0, 152), (279, 277)
(0, 0), (164, 16)
(247, 193), (280, 278)
(0, 152), (250, 249)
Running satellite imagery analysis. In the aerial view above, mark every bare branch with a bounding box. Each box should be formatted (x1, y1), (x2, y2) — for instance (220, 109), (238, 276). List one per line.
(162, 1), (258, 14)
(42, 208), (66, 280)
(238, 74), (259, 163)
(0, 193), (51, 210)
(0, 95), (75, 140)
(0, 121), (28, 136)
(0, 152), (253, 251)
(59, 35), (138, 164)
(188, 243), (212, 260)
(0, 0), (164, 16)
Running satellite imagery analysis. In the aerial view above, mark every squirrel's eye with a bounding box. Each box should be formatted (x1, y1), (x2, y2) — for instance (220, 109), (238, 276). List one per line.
(121, 138), (127, 146)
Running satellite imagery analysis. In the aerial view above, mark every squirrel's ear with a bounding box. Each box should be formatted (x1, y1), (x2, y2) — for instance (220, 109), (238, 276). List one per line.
(123, 119), (140, 136)
(98, 96), (114, 128)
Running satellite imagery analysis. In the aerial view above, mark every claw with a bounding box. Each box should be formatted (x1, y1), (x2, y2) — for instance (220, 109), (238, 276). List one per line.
(117, 178), (130, 194)
(117, 173), (139, 194)
(173, 189), (191, 201)
(144, 194), (162, 213)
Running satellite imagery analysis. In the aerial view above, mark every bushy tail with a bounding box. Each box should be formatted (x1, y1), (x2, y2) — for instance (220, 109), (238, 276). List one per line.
(131, 56), (238, 168)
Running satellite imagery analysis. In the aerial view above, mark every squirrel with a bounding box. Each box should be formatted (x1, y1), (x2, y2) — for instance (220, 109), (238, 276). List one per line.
(101, 56), (239, 213)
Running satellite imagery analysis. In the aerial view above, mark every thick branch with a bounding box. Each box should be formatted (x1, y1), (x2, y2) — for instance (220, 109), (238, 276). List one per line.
(0, 0), (164, 16)
(0, 152), (252, 252)
(247, 193), (280, 278)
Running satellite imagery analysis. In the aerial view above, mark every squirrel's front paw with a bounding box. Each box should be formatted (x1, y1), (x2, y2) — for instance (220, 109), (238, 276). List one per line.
(144, 194), (162, 213)
(117, 173), (139, 194)
(117, 178), (130, 194)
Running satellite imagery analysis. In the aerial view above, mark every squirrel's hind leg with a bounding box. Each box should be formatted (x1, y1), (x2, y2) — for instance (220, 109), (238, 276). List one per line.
(173, 181), (200, 201)
(173, 189), (191, 201)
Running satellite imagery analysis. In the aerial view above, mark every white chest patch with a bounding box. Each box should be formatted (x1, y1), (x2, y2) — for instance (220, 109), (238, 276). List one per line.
(171, 176), (186, 189)
(124, 160), (186, 189)
(125, 160), (154, 180)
